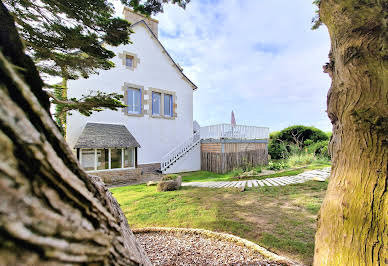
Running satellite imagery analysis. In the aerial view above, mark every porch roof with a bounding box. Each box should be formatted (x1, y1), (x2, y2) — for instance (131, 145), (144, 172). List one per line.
(74, 123), (140, 149)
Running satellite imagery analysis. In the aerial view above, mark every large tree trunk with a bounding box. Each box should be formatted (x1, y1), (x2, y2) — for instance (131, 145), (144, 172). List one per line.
(314, 1), (388, 265)
(0, 3), (151, 265)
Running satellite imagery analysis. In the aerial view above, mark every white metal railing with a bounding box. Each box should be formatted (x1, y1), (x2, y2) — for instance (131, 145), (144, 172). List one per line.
(200, 124), (269, 140)
(161, 131), (201, 171)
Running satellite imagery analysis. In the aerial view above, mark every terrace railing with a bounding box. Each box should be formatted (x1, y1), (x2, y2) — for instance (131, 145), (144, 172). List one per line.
(161, 131), (201, 172)
(200, 124), (269, 140)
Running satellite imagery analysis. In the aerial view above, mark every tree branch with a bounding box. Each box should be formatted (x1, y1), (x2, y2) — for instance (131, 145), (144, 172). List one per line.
(47, 90), (127, 117)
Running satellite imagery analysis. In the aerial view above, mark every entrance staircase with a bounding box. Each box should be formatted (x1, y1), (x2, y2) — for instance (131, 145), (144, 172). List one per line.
(161, 131), (201, 174)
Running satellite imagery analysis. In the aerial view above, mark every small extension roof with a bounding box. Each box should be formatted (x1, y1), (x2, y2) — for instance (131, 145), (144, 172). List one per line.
(74, 123), (140, 149)
(131, 20), (198, 90)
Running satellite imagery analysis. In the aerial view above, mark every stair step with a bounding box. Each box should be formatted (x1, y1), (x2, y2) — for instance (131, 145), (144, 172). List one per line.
(161, 140), (200, 172)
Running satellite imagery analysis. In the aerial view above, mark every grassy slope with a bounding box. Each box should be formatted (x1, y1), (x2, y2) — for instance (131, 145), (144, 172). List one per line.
(111, 180), (328, 265)
(180, 162), (331, 183)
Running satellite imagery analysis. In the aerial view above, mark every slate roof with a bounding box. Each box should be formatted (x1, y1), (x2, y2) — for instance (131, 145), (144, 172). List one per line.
(74, 123), (140, 149)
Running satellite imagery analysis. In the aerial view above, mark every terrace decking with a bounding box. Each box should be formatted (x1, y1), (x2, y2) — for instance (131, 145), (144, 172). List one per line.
(200, 124), (270, 174)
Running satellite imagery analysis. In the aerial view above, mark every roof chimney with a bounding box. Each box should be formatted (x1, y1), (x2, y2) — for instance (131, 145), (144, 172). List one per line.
(123, 7), (159, 38)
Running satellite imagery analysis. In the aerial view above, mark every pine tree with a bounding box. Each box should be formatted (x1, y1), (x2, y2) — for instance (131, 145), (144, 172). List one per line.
(4, 0), (190, 134)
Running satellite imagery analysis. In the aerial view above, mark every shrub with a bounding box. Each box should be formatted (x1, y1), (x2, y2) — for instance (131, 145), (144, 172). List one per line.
(287, 153), (315, 167)
(307, 140), (330, 158)
(267, 161), (289, 170)
(231, 168), (244, 177)
(162, 174), (179, 181)
(268, 140), (288, 160)
(277, 125), (328, 145)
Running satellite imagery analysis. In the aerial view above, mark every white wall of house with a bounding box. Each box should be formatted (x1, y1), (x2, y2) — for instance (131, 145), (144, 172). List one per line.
(66, 22), (195, 165)
(163, 143), (201, 174)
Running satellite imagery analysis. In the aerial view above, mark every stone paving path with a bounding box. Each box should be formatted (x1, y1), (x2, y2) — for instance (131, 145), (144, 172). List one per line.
(182, 168), (331, 189)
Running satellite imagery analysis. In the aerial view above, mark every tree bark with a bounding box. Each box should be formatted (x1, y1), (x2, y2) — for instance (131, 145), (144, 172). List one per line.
(314, 1), (388, 265)
(0, 2), (151, 265)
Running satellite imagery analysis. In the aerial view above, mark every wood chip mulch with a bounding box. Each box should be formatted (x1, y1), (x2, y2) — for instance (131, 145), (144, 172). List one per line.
(136, 232), (285, 266)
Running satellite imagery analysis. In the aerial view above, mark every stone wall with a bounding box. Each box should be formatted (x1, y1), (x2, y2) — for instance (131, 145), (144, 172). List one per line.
(91, 168), (143, 185)
(138, 163), (160, 174)
(89, 163), (161, 185)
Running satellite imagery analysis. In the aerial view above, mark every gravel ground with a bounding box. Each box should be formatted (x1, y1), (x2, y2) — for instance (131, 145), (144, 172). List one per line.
(136, 232), (284, 266)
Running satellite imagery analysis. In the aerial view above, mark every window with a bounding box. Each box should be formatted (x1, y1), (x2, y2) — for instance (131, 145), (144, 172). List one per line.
(127, 88), (141, 114)
(80, 148), (136, 171)
(164, 94), (173, 117)
(152, 92), (161, 115)
(80, 149), (95, 171)
(124, 148), (135, 168)
(97, 149), (109, 170)
(125, 55), (133, 68)
(110, 149), (122, 169)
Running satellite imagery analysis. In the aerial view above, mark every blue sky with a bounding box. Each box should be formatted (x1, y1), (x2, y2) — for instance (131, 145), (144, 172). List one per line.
(115, 0), (332, 132)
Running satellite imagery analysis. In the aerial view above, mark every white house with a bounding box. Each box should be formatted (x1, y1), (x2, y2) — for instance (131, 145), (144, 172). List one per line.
(66, 8), (201, 176)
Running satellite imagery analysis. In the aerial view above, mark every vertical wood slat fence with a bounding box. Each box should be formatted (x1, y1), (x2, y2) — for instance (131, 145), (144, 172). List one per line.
(201, 149), (268, 174)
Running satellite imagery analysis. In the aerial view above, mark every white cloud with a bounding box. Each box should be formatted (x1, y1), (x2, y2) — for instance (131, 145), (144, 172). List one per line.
(154, 0), (332, 132)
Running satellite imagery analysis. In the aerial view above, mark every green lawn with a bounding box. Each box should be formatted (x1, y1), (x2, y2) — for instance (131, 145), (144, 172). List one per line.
(111, 179), (328, 265)
(180, 162), (331, 183)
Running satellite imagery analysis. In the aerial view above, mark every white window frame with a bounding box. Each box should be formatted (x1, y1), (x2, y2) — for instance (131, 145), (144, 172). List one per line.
(125, 55), (133, 68)
(79, 148), (135, 172)
(127, 88), (142, 114)
(164, 93), (173, 117)
(152, 91), (161, 115)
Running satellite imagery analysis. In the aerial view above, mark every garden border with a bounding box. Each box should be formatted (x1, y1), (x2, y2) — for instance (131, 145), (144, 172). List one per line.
(133, 227), (299, 265)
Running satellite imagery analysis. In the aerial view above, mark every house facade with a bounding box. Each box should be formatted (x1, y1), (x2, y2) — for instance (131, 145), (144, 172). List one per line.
(66, 8), (199, 175)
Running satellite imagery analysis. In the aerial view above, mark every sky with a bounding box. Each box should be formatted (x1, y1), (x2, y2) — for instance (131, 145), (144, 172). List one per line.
(114, 0), (332, 132)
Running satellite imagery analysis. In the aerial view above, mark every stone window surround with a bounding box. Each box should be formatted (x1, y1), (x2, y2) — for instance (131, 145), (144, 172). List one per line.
(122, 82), (145, 117)
(119, 51), (140, 71)
(148, 87), (177, 119)
(122, 83), (177, 119)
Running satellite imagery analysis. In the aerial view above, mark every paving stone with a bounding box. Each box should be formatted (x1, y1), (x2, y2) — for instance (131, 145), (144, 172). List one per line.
(247, 180), (253, 187)
(269, 179), (284, 186)
(257, 180), (265, 186)
(261, 180), (272, 186)
(266, 179), (279, 186)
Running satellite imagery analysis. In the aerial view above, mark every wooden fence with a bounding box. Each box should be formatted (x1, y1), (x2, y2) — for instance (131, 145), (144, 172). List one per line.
(201, 149), (268, 174)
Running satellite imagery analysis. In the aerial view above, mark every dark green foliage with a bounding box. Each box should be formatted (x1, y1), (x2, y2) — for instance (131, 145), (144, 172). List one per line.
(269, 125), (329, 159)
(307, 140), (330, 158)
(5, 0), (132, 80)
(278, 125), (328, 145)
(125, 0), (190, 15)
(4, 0), (188, 131)
(311, 0), (322, 30)
(268, 137), (288, 160)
